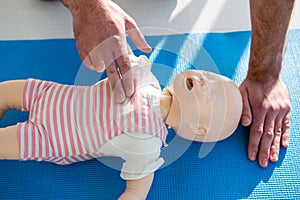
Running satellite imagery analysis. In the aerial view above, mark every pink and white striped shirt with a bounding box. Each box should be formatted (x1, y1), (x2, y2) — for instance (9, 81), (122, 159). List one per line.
(17, 59), (168, 167)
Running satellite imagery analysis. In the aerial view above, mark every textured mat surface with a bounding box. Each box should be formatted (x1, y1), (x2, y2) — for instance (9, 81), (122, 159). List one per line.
(0, 30), (299, 199)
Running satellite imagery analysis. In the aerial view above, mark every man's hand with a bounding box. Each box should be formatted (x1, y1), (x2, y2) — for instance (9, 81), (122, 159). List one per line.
(245, 0), (295, 167)
(239, 77), (291, 168)
(62, 0), (152, 103)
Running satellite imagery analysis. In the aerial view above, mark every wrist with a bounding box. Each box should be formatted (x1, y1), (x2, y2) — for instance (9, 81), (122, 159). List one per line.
(247, 46), (283, 83)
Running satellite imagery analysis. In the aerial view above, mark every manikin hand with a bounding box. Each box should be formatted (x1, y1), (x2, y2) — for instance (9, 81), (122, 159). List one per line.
(62, 0), (152, 103)
(239, 77), (291, 168)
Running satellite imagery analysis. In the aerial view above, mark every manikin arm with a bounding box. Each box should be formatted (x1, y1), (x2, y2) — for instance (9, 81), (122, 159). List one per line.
(118, 173), (154, 200)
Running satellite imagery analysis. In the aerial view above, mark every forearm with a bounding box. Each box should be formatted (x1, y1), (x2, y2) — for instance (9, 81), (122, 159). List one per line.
(248, 0), (295, 82)
(61, 0), (107, 15)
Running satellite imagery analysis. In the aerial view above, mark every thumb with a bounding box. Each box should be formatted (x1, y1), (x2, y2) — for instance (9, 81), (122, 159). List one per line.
(239, 85), (252, 126)
(126, 20), (152, 53)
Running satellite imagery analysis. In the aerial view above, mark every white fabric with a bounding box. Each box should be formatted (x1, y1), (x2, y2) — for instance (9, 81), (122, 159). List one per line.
(100, 133), (164, 180)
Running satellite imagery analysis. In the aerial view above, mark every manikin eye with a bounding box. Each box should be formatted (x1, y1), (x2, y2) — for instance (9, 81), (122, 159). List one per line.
(186, 78), (193, 90)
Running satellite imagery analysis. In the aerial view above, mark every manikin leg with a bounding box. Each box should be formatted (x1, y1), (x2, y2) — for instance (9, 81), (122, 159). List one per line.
(0, 80), (26, 160)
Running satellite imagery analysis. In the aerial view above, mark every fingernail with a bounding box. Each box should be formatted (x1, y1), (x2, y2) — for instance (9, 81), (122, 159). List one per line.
(145, 45), (152, 52)
(115, 93), (125, 103)
(242, 116), (251, 126)
(261, 157), (268, 167)
(250, 152), (256, 160)
(272, 153), (278, 161)
(283, 140), (289, 147)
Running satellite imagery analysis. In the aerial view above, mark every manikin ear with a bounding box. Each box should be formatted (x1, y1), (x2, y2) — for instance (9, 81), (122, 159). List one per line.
(194, 125), (208, 136)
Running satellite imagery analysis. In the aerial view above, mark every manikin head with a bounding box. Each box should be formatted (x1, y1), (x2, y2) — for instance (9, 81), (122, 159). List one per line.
(163, 70), (242, 142)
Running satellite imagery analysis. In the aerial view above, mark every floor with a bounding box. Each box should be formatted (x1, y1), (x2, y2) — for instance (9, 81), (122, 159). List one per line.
(0, 1), (300, 199)
(0, 0), (300, 40)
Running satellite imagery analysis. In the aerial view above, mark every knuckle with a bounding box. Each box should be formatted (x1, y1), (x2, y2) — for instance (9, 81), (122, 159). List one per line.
(268, 105), (276, 113)
(253, 127), (264, 138)
(282, 134), (290, 141)
(119, 62), (131, 74)
(271, 145), (279, 152)
(274, 128), (282, 137)
(265, 130), (274, 139)
(284, 121), (291, 129)
(282, 116), (291, 128)
(259, 145), (270, 155)
(111, 34), (123, 45)
(106, 66), (118, 75)
(248, 144), (258, 151)
(261, 148), (269, 155)
(285, 103), (292, 112)
(260, 149), (270, 158)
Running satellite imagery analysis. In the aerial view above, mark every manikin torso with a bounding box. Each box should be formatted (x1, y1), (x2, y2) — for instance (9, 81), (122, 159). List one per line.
(18, 56), (167, 180)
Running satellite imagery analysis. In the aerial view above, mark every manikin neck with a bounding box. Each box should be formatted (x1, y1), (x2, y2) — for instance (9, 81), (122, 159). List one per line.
(159, 90), (172, 122)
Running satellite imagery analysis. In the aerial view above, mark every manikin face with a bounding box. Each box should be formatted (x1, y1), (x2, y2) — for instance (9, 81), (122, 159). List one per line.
(165, 70), (242, 142)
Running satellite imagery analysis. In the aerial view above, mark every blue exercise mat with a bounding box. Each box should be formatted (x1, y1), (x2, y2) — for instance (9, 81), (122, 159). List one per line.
(0, 30), (299, 199)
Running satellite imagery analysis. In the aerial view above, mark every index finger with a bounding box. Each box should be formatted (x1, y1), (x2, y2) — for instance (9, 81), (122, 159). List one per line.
(114, 43), (134, 98)
(106, 61), (126, 104)
(117, 55), (134, 98)
(248, 110), (266, 161)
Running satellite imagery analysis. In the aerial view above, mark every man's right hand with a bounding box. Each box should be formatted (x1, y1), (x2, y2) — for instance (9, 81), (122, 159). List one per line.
(62, 0), (152, 103)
